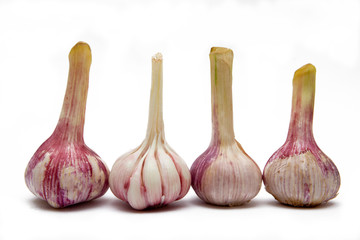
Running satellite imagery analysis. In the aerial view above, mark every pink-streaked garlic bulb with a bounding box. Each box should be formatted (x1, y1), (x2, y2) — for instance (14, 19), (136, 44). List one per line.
(263, 64), (340, 207)
(109, 53), (191, 210)
(190, 47), (262, 206)
(25, 42), (109, 208)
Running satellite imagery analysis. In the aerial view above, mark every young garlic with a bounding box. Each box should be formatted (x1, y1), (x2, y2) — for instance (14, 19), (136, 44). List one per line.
(109, 53), (191, 210)
(263, 64), (341, 207)
(190, 47), (262, 206)
(24, 42), (110, 208)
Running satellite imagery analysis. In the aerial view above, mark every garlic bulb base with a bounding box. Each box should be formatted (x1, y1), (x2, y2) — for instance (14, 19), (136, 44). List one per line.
(204, 198), (252, 207)
(272, 195), (336, 208)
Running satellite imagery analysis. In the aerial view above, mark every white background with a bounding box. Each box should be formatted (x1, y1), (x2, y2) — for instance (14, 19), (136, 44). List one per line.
(0, 0), (359, 239)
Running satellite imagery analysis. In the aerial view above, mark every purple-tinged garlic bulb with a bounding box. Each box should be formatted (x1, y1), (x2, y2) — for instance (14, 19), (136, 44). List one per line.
(190, 47), (262, 206)
(109, 53), (191, 210)
(25, 42), (109, 208)
(263, 64), (340, 207)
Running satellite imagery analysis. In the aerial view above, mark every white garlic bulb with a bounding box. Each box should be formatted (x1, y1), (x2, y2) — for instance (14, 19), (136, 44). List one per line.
(263, 64), (341, 207)
(109, 53), (191, 210)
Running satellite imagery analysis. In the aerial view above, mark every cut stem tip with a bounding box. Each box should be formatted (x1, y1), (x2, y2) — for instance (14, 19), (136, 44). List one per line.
(69, 41), (92, 66)
(152, 52), (163, 62)
(210, 47), (233, 55)
(209, 47), (233, 66)
(294, 63), (316, 78)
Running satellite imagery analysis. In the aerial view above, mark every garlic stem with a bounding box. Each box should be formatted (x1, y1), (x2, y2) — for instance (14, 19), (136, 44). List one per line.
(55, 42), (92, 143)
(146, 53), (165, 142)
(210, 47), (235, 146)
(287, 64), (316, 144)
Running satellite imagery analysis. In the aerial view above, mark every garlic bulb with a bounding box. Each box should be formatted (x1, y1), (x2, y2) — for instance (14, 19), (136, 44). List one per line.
(263, 64), (340, 207)
(25, 42), (110, 208)
(190, 47), (262, 206)
(109, 53), (191, 210)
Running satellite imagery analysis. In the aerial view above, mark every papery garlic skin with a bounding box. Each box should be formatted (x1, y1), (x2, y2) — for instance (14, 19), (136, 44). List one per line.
(192, 141), (262, 206)
(110, 136), (191, 210)
(109, 53), (191, 210)
(25, 42), (109, 208)
(25, 138), (109, 208)
(190, 47), (262, 206)
(263, 64), (340, 207)
(264, 150), (339, 207)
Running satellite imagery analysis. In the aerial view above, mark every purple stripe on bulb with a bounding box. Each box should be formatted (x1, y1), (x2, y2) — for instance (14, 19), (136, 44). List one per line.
(304, 183), (310, 204)
(264, 139), (338, 177)
(25, 126), (109, 208)
(191, 107), (222, 197)
(190, 142), (220, 196)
